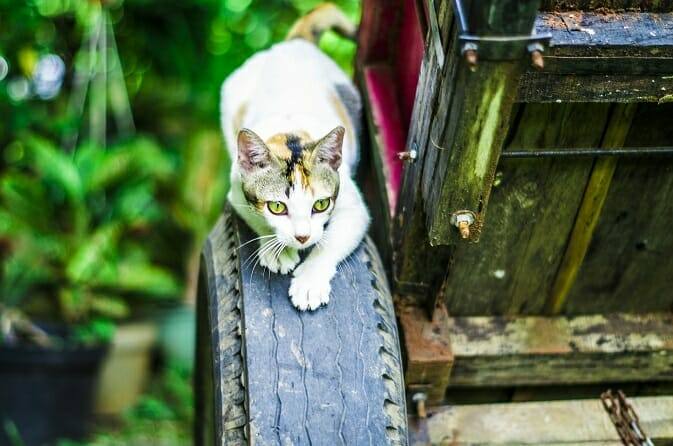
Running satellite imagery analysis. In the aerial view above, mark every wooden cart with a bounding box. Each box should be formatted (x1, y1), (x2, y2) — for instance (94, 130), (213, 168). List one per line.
(197, 0), (673, 444)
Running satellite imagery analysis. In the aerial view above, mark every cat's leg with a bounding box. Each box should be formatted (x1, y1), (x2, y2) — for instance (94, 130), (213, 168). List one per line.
(289, 178), (370, 310)
(258, 242), (300, 274)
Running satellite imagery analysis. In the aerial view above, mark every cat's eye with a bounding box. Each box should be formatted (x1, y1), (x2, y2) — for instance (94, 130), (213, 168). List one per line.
(312, 198), (331, 213)
(267, 201), (287, 215)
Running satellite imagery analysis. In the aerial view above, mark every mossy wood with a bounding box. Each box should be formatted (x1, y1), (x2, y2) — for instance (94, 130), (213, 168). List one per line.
(519, 12), (673, 102)
(445, 313), (673, 388)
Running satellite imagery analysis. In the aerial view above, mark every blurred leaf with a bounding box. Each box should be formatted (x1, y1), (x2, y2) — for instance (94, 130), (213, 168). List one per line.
(172, 129), (227, 240)
(24, 134), (84, 203)
(58, 286), (87, 321)
(90, 294), (130, 318)
(66, 223), (121, 283)
(108, 261), (181, 298)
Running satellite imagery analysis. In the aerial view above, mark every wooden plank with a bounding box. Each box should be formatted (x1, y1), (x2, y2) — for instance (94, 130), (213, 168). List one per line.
(446, 313), (673, 387)
(538, 12), (673, 62)
(564, 103), (673, 313)
(394, 28), (454, 299)
(518, 72), (673, 102)
(420, 0), (542, 245)
(410, 396), (673, 445)
(442, 103), (611, 316)
(518, 13), (673, 102)
(541, 0), (673, 11)
(545, 104), (637, 314)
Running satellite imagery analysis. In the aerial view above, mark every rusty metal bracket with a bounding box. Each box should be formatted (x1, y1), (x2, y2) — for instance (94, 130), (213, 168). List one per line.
(399, 302), (454, 406)
(452, 0), (551, 65)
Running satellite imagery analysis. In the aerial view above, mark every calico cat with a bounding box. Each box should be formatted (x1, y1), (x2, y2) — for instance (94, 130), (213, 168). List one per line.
(220, 4), (370, 311)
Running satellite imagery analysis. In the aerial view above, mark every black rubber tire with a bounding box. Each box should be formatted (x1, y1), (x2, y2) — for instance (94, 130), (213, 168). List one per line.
(196, 207), (408, 445)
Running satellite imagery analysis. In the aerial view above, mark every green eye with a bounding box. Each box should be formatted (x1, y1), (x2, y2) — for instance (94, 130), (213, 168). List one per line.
(312, 198), (331, 213)
(267, 201), (287, 215)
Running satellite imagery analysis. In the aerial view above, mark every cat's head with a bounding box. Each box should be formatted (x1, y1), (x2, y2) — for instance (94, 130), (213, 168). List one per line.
(237, 126), (344, 250)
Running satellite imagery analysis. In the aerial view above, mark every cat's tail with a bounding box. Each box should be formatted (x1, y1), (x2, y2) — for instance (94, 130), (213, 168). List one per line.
(286, 3), (356, 44)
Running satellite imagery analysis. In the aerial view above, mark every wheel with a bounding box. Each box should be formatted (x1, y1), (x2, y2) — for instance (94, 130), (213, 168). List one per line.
(196, 206), (408, 445)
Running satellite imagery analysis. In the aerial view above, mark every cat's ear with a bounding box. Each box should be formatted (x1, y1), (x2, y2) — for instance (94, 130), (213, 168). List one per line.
(238, 128), (270, 172)
(312, 126), (344, 170)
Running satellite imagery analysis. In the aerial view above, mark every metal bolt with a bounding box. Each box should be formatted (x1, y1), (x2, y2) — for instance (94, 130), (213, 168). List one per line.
(461, 43), (478, 72)
(450, 210), (476, 240)
(398, 149), (417, 162)
(412, 392), (428, 418)
(530, 50), (544, 70)
(527, 42), (545, 71)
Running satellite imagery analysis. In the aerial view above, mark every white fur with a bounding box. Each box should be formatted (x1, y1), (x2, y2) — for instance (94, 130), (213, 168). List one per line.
(221, 40), (370, 311)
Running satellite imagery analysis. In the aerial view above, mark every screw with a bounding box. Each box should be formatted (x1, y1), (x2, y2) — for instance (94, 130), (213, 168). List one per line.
(461, 43), (478, 72)
(412, 393), (428, 418)
(450, 211), (476, 240)
(464, 50), (478, 72)
(530, 50), (544, 70)
(457, 220), (470, 239)
(527, 42), (545, 71)
(398, 149), (417, 162)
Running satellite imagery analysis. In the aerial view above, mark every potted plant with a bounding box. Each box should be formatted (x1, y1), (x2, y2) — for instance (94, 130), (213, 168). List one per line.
(0, 134), (181, 444)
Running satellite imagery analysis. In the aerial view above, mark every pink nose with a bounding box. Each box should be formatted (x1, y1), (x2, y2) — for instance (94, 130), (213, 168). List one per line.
(295, 234), (309, 244)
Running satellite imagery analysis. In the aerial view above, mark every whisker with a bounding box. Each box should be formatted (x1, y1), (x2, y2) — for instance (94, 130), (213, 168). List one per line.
(237, 234), (275, 251)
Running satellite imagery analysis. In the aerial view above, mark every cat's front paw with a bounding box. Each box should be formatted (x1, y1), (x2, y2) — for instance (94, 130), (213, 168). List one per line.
(259, 245), (299, 274)
(289, 262), (336, 311)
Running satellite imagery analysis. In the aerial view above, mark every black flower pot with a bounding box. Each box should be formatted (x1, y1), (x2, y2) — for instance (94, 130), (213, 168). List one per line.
(0, 343), (107, 446)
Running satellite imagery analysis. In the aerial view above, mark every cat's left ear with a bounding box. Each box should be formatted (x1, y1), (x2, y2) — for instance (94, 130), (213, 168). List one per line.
(311, 126), (344, 170)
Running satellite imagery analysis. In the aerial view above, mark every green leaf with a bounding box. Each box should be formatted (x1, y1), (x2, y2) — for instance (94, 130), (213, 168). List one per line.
(94, 259), (181, 298)
(24, 134), (84, 203)
(66, 223), (122, 283)
(90, 294), (130, 319)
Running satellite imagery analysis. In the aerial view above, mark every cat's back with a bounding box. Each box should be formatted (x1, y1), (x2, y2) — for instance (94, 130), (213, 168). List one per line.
(221, 39), (361, 168)
(225, 39), (350, 98)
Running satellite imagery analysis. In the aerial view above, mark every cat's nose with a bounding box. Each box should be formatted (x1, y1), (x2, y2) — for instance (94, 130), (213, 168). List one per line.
(294, 234), (310, 244)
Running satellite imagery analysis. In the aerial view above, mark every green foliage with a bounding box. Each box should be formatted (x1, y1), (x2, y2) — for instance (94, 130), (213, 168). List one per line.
(0, 0), (361, 345)
(56, 362), (193, 446)
(0, 135), (181, 337)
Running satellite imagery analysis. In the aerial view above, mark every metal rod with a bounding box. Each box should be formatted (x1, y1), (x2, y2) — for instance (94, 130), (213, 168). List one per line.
(452, 0), (469, 33)
(502, 147), (673, 158)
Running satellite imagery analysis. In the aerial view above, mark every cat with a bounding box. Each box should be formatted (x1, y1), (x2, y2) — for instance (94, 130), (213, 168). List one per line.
(220, 4), (370, 311)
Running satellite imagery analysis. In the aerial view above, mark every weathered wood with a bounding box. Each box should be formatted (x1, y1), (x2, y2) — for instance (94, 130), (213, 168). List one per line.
(564, 103), (673, 313)
(517, 13), (673, 102)
(446, 313), (673, 387)
(394, 24), (453, 299)
(443, 103), (611, 316)
(409, 396), (673, 445)
(518, 72), (673, 102)
(415, 0), (543, 246)
(399, 303), (454, 404)
(541, 0), (673, 11)
(546, 104), (637, 314)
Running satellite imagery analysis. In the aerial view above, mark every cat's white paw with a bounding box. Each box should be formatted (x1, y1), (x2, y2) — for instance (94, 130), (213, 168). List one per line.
(289, 262), (335, 311)
(259, 245), (299, 275)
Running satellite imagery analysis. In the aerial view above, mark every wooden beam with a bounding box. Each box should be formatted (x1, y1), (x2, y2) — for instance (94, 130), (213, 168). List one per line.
(519, 13), (673, 102)
(399, 303), (454, 404)
(418, 0), (543, 246)
(545, 103), (637, 314)
(446, 312), (673, 387)
(409, 396), (673, 445)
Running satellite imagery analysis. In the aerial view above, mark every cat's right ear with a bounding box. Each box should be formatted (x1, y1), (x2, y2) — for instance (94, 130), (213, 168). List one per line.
(238, 129), (270, 172)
